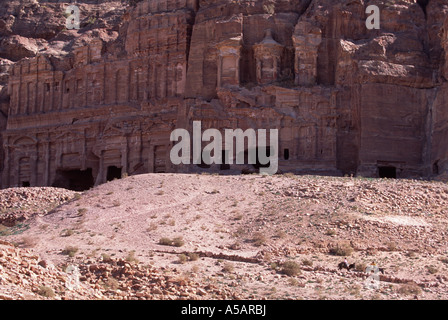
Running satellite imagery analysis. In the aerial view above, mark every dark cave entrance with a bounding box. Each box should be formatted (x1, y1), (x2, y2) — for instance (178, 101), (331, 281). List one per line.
(240, 147), (273, 172)
(220, 150), (230, 171)
(106, 166), (122, 181)
(252, 146), (272, 170)
(378, 166), (397, 179)
(53, 168), (95, 191)
(433, 160), (440, 175)
(417, 0), (429, 17)
(284, 148), (290, 160)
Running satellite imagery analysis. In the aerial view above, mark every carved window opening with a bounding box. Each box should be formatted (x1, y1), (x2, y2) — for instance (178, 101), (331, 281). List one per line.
(284, 148), (290, 160)
(22, 181), (30, 187)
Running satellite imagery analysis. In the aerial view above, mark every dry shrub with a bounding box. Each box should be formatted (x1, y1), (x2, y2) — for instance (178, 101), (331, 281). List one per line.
(187, 253), (200, 261)
(252, 232), (267, 247)
(125, 250), (139, 264)
(355, 262), (367, 272)
(178, 254), (188, 264)
(158, 237), (185, 247)
(222, 262), (234, 273)
(426, 265), (438, 274)
(281, 261), (301, 276)
(329, 242), (353, 256)
(397, 282), (422, 296)
(302, 259), (313, 267)
(37, 286), (55, 298)
(62, 246), (78, 257)
(19, 236), (38, 248)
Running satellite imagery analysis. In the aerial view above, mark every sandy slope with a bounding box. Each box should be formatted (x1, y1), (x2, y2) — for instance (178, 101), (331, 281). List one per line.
(1, 173), (448, 299)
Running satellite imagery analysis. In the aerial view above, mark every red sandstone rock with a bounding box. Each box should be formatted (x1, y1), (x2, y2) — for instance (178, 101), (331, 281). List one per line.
(0, 0), (448, 190)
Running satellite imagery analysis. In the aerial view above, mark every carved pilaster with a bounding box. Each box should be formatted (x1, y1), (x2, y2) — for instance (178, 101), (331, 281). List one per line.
(292, 21), (322, 86)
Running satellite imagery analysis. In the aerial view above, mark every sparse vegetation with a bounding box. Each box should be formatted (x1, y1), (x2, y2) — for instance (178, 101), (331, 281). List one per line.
(281, 261), (301, 276)
(101, 253), (113, 262)
(178, 254), (188, 264)
(60, 229), (75, 237)
(158, 236), (185, 247)
(112, 200), (121, 207)
(62, 246), (79, 257)
(397, 282), (422, 296)
(329, 243), (353, 256)
(125, 250), (139, 264)
(302, 259), (313, 267)
(275, 230), (287, 239)
(72, 193), (82, 200)
(354, 262), (367, 272)
(386, 241), (397, 252)
(222, 262), (234, 273)
(18, 236), (37, 248)
(251, 232), (267, 247)
(426, 265), (438, 274)
(173, 237), (185, 247)
(158, 237), (173, 246)
(103, 277), (120, 290)
(147, 222), (158, 232)
(187, 252), (200, 262)
(37, 286), (55, 298)
(439, 257), (448, 264)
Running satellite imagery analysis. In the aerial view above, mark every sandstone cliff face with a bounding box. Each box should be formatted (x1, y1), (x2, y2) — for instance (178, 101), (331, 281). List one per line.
(1, 0), (448, 189)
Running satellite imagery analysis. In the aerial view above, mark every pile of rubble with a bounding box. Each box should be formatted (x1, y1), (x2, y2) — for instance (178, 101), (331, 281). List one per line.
(278, 177), (448, 217)
(0, 240), (240, 300)
(0, 240), (99, 300)
(0, 187), (76, 226)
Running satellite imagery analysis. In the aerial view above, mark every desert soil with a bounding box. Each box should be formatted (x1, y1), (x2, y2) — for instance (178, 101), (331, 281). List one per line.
(1, 173), (448, 300)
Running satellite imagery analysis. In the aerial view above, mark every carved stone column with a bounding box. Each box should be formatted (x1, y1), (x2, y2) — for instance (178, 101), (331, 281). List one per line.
(292, 21), (322, 86)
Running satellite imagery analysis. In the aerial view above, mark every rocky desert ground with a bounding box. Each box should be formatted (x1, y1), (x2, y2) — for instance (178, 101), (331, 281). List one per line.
(1, 173), (448, 300)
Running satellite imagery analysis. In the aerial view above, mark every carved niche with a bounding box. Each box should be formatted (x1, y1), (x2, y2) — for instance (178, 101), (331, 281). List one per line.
(216, 36), (243, 87)
(253, 29), (284, 85)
